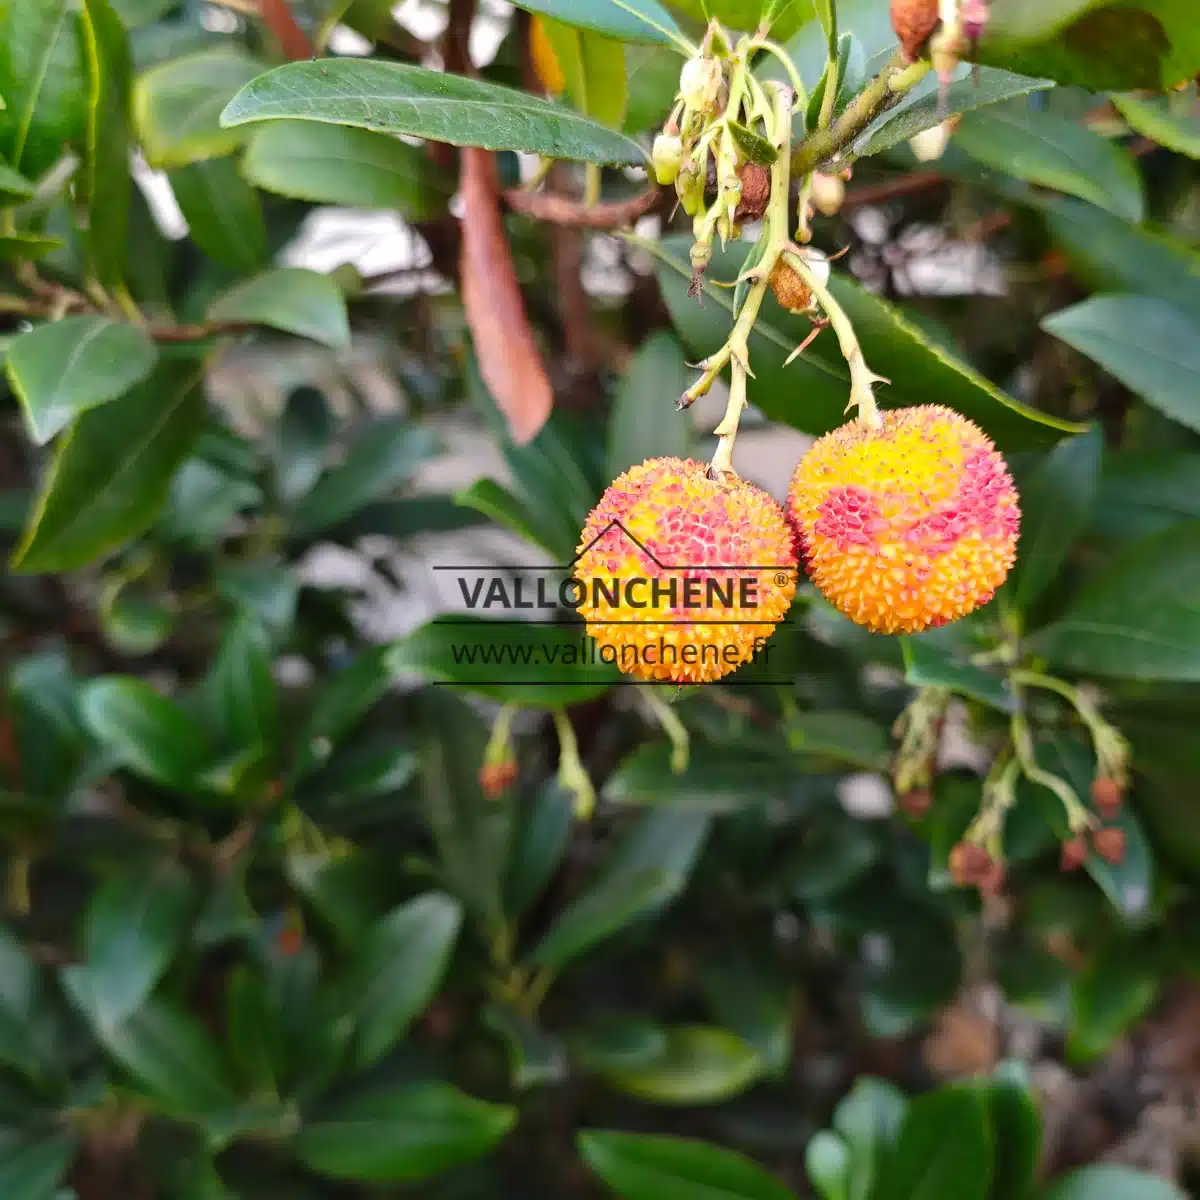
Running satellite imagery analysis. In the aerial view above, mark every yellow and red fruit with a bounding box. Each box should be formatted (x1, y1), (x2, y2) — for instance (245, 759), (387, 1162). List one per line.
(574, 457), (798, 684)
(786, 405), (1019, 634)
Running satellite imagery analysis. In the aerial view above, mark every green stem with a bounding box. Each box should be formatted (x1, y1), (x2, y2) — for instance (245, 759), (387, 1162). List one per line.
(746, 38), (808, 112)
(641, 688), (691, 773)
(791, 51), (930, 175)
(551, 708), (595, 819)
(780, 248), (886, 427)
(1010, 710), (1092, 835)
(584, 163), (601, 208)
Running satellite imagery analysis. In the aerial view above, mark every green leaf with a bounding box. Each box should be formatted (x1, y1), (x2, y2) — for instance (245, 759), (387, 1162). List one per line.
(0, 1129), (77, 1200)
(861, 69), (1054, 158)
(134, 48), (265, 168)
(8, 650), (91, 805)
(806, 1132), (850, 1200)
(220, 61), (649, 166)
(204, 616), (277, 755)
(273, 385), (332, 504)
(291, 646), (392, 781)
(877, 1085), (991, 1200)
(1043, 296), (1200, 435)
(1004, 425), (1103, 615)
(4, 316), (158, 445)
(0, 234), (64, 262)
(669, 0), (807, 39)
(241, 119), (454, 217)
(82, 858), (196, 1030)
(540, 17), (628, 130)
(624, 42), (682, 133)
(507, 0), (685, 46)
(650, 235), (1084, 451)
(1113, 88), (1200, 158)
(952, 105), (1144, 221)
(0, 162), (34, 203)
(1044, 1164), (1187, 1200)
(0, 924), (59, 1084)
(901, 638), (1016, 713)
(1067, 942), (1159, 1063)
(594, 1026), (765, 1105)
(293, 1082), (516, 1183)
(604, 740), (794, 813)
(207, 267), (349, 349)
(981, 1063), (1041, 1200)
(789, 815), (881, 903)
(168, 156), (267, 274)
(291, 419), (436, 533)
(483, 1004), (568, 1091)
(607, 332), (694, 481)
(830, 1076), (907, 1200)
(701, 954), (793, 1075)
(79, 677), (211, 791)
(223, 966), (282, 1100)
(161, 459), (261, 549)
(453, 477), (563, 559)
(12, 359), (206, 573)
(504, 781), (573, 917)
(339, 892), (463, 1070)
(81, 0), (133, 287)
(0, 0), (87, 177)
(389, 616), (621, 709)
(113, 0), (178, 25)
(1033, 521), (1200, 681)
(580, 1130), (799, 1200)
(529, 811), (709, 970)
(975, 0), (1200, 92)
(789, 711), (890, 770)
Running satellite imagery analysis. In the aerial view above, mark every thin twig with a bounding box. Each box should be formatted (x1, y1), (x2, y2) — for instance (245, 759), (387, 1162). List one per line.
(502, 185), (664, 229)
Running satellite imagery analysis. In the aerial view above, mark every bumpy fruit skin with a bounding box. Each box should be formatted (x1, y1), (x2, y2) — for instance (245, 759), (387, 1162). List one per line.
(787, 405), (1019, 634)
(891, 0), (940, 61)
(574, 457), (798, 684)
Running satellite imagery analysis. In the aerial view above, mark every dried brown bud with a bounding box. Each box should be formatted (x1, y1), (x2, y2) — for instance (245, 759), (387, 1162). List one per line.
(734, 161), (771, 221)
(769, 259), (812, 312)
(890, 0), (940, 62)
(948, 841), (992, 888)
(1092, 827), (1126, 865)
(1090, 775), (1122, 819)
(1060, 837), (1088, 872)
(479, 759), (518, 798)
(900, 788), (933, 819)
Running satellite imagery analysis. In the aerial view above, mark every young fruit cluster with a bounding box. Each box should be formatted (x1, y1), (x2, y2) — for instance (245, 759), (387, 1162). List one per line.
(571, 406), (1020, 684)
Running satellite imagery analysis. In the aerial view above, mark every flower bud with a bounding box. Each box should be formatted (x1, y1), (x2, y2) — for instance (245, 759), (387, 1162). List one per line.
(677, 159), (706, 216)
(679, 56), (724, 114)
(1092, 827), (1126, 864)
(1060, 837), (1088, 872)
(811, 171), (846, 216)
(909, 116), (959, 162)
(652, 133), (683, 186)
(1090, 775), (1122, 819)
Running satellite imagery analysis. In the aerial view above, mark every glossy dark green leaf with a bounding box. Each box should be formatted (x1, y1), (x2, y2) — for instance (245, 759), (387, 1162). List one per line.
(1043, 296), (1200, 435)
(99, 578), (174, 657)
(1044, 1164), (1187, 1199)
(453, 477), (561, 559)
(901, 638), (1016, 713)
(162, 458), (261, 549)
(0, 163), (34, 204)
(483, 1004), (569, 1091)
(339, 892), (463, 1069)
(169, 156), (267, 275)
(505, 780), (573, 916)
(5, 316), (158, 445)
(273, 386), (332, 504)
(12, 359), (206, 573)
(8, 650), (91, 804)
(219, 562), (298, 645)
(1067, 942), (1159, 1063)
(506, 0), (685, 46)
(701, 954), (793, 1075)
(291, 646), (393, 781)
(221, 60), (649, 165)
(0, 925), (59, 1084)
(806, 1132), (851, 1200)
(207, 267), (350, 349)
(291, 420), (437, 533)
(1113, 89), (1200, 158)
(953, 106), (1144, 221)
(134, 47), (265, 167)
(877, 1085), (990, 1200)
(81, 0), (134, 287)
(293, 1082), (516, 1182)
(529, 811), (710, 970)
(286, 853), (391, 950)
(0, 1128), (77, 1200)
(594, 1025), (765, 1105)
(293, 736), (417, 816)
(1004, 425), (1103, 615)
(204, 616), (277, 755)
(389, 615), (621, 709)
(580, 1130), (798, 1200)
(0, 0), (87, 177)
(79, 677), (211, 791)
(224, 965), (283, 1097)
(1034, 521), (1200, 681)
(790, 815), (881, 902)
(62, 969), (238, 1113)
(606, 331), (694, 482)
(861, 69), (1054, 158)
(241, 118), (454, 217)
(981, 1062), (1041, 1200)
(604, 740), (794, 813)
(831, 1076), (907, 1200)
(789, 711), (890, 770)
(650, 235), (1084, 451)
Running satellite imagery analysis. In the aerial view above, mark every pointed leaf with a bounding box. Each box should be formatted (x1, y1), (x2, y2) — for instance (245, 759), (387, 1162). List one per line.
(220, 60), (649, 165)
(169, 156), (267, 275)
(1044, 1164), (1187, 1199)
(207, 267), (349, 349)
(5, 316), (158, 445)
(0, 1129), (77, 1200)
(877, 1085), (990, 1200)
(1113, 89), (1200, 159)
(503, 0), (684, 47)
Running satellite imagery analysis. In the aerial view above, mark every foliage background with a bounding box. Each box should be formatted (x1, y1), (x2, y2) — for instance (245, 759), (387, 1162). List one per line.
(0, 0), (1199, 1197)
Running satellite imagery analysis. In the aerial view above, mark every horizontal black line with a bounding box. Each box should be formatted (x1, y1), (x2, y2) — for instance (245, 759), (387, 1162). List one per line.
(431, 679), (795, 687)
(420, 618), (798, 626)
(431, 565), (800, 572)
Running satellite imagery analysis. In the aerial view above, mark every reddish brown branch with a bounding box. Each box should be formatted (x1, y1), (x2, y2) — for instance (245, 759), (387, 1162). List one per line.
(259, 0), (313, 59)
(503, 185), (664, 229)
